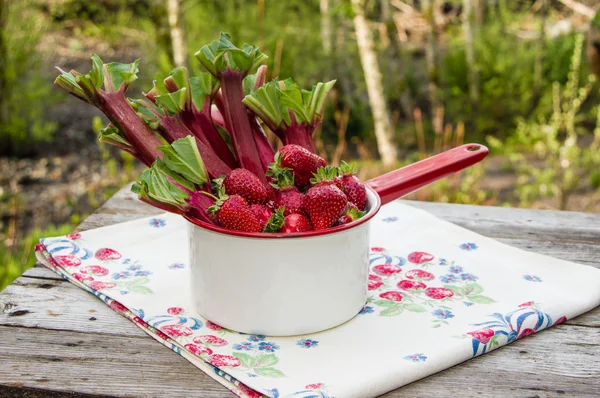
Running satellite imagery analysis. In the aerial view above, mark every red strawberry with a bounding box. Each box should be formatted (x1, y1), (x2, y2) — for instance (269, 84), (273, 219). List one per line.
(304, 168), (348, 230)
(335, 203), (365, 226)
(281, 213), (313, 233)
(379, 291), (403, 302)
(424, 287), (454, 300)
(407, 251), (434, 264)
(397, 280), (427, 290)
(222, 168), (268, 205)
(55, 255), (82, 267)
(250, 204), (274, 230)
(185, 343), (213, 356)
(268, 169), (305, 216)
(95, 248), (121, 261)
(405, 269), (435, 281)
(193, 335), (228, 346)
(210, 194), (261, 233)
(339, 161), (367, 210)
(207, 354), (240, 368)
(277, 144), (326, 188)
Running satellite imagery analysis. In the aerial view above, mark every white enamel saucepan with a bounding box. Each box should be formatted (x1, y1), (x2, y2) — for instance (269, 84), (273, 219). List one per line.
(186, 144), (489, 336)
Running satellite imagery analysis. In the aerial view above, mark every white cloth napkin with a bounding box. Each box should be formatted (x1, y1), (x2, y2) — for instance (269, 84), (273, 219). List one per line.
(36, 201), (600, 398)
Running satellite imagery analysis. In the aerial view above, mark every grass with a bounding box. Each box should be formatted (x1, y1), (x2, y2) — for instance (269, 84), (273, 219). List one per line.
(0, 223), (74, 291)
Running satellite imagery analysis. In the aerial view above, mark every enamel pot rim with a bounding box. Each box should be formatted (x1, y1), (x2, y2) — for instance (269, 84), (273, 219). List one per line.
(184, 187), (382, 239)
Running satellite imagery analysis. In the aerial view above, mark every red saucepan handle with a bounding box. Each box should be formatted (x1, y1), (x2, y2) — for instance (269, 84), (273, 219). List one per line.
(366, 143), (489, 205)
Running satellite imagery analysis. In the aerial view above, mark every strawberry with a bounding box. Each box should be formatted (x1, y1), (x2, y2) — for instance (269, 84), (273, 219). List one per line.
(335, 203), (366, 226)
(209, 194), (261, 232)
(221, 168), (268, 205)
(274, 145), (326, 189)
(339, 161), (367, 210)
(281, 213), (313, 233)
(268, 168), (305, 216)
(250, 204), (274, 230)
(304, 168), (348, 230)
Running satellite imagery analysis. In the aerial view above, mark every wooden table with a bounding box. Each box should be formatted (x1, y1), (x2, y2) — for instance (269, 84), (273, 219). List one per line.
(1, 185), (599, 398)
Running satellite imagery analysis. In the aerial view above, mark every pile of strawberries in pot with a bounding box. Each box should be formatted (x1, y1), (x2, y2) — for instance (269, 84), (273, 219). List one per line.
(208, 144), (367, 233)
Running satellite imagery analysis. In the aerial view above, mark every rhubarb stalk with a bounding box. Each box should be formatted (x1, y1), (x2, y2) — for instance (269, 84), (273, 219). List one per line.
(54, 55), (163, 166)
(195, 32), (268, 183)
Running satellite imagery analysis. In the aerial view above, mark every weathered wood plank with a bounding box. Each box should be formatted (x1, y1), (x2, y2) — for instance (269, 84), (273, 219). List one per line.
(0, 321), (597, 398)
(0, 277), (146, 337)
(0, 326), (232, 398)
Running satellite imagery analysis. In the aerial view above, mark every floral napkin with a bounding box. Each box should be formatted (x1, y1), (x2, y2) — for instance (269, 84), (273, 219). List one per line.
(35, 201), (600, 398)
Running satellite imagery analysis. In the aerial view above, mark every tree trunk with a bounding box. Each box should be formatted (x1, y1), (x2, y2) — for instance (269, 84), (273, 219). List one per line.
(0, 0), (8, 127)
(422, 0), (441, 123)
(351, 0), (398, 167)
(167, 0), (186, 68)
(532, 0), (548, 108)
(462, 0), (479, 103)
(320, 0), (332, 54)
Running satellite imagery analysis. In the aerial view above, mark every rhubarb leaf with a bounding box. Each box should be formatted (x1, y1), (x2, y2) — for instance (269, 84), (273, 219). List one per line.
(54, 71), (88, 101)
(155, 88), (188, 115)
(306, 80), (336, 123)
(242, 81), (286, 132)
(105, 59), (141, 91)
(158, 136), (208, 186)
(98, 125), (131, 147)
(279, 80), (310, 124)
(190, 72), (219, 111)
(154, 158), (195, 192)
(129, 99), (162, 130)
(132, 164), (190, 209)
(195, 32), (267, 77)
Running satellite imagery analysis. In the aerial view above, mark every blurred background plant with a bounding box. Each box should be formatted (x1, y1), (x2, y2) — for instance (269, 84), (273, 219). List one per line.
(1, 0), (600, 289)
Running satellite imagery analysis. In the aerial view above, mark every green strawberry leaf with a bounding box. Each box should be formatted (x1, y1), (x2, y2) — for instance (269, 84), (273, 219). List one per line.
(444, 285), (466, 297)
(127, 277), (149, 287)
(129, 285), (153, 295)
(404, 303), (427, 313)
(468, 295), (496, 304)
(254, 367), (285, 378)
(373, 299), (397, 307)
(380, 305), (403, 316)
(233, 352), (257, 369)
(464, 283), (484, 296)
(256, 353), (279, 367)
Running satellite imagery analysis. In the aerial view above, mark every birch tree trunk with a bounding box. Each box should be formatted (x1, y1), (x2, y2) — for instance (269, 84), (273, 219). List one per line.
(533, 0), (548, 105)
(351, 0), (398, 167)
(167, 0), (187, 68)
(320, 0), (332, 54)
(462, 0), (479, 102)
(422, 0), (441, 122)
(0, 0), (7, 127)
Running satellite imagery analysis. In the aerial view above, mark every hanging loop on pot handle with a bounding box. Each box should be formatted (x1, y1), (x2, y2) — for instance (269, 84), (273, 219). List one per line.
(365, 144), (489, 205)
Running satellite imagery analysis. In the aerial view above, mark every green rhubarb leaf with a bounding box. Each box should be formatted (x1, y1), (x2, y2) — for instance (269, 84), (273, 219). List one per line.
(89, 54), (105, 90)
(468, 295), (496, 304)
(306, 80), (336, 123)
(254, 367), (285, 378)
(195, 32), (267, 77)
(155, 88), (188, 115)
(169, 67), (189, 92)
(105, 59), (141, 91)
(54, 71), (88, 102)
(242, 81), (286, 132)
(132, 163), (190, 209)
(158, 136), (208, 186)
(98, 125), (131, 147)
(190, 72), (219, 110)
(256, 353), (279, 367)
(154, 158), (195, 192)
(128, 98), (162, 130)
(279, 79), (310, 124)
(232, 352), (257, 369)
